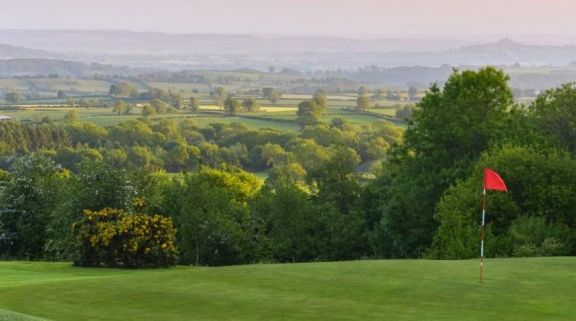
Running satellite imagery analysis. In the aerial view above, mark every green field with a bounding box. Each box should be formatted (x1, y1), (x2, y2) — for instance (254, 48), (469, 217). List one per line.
(0, 74), (411, 130)
(0, 104), (399, 130)
(0, 107), (299, 130)
(0, 258), (574, 321)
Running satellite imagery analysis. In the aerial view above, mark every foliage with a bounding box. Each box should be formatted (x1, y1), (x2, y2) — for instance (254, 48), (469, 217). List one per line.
(63, 110), (79, 123)
(308, 145), (361, 215)
(163, 167), (262, 265)
(0, 121), (71, 153)
(430, 146), (576, 259)
(509, 216), (572, 257)
(371, 67), (515, 258)
(112, 100), (128, 115)
(252, 183), (329, 262)
(296, 100), (322, 128)
(356, 95), (371, 110)
(150, 99), (168, 114)
(73, 208), (177, 268)
(313, 90), (328, 112)
(224, 95), (241, 115)
(142, 104), (156, 117)
(4, 91), (23, 104)
(262, 88), (282, 104)
(4, 67), (576, 264)
(242, 97), (261, 112)
(170, 93), (185, 109)
(46, 161), (137, 260)
(109, 83), (138, 97)
(189, 96), (200, 112)
(395, 104), (415, 121)
(0, 155), (65, 259)
(531, 83), (576, 154)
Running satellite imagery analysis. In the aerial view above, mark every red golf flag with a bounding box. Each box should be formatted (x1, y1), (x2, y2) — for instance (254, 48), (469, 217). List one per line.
(484, 168), (507, 192)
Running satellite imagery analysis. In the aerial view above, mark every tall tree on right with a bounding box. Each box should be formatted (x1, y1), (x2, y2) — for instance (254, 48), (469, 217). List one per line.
(531, 83), (576, 155)
(369, 67), (515, 258)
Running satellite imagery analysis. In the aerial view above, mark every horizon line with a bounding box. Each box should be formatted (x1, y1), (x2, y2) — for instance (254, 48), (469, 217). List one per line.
(0, 28), (575, 40)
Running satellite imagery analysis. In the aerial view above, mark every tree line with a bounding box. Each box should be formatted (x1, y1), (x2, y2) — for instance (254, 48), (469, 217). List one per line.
(1, 67), (576, 265)
(0, 114), (401, 174)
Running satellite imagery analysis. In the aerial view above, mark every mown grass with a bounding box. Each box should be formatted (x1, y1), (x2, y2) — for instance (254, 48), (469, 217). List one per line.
(0, 258), (574, 321)
(0, 309), (44, 321)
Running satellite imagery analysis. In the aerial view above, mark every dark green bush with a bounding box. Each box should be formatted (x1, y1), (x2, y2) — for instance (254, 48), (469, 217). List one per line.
(509, 216), (572, 257)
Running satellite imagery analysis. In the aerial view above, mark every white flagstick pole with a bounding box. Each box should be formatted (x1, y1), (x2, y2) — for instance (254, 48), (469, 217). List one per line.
(480, 188), (486, 282)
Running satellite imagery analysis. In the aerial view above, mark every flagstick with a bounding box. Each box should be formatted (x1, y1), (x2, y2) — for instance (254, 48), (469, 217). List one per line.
(480, 188), (486, 283)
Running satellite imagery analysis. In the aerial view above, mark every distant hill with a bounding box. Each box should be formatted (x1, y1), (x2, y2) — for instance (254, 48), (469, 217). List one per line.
(0, 30), (472, 70)
(319, 63), (576, 90)
(0, 59), (149, 77)
(0, 31), (576, 90)
(0, 30), (469, 54)
(445, 38), (576, 65)
(0, 44), (53, 59)
(2, 30), (576, 70)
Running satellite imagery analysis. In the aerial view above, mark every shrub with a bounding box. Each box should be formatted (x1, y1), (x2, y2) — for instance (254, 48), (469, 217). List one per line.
(430, 146), (576, 259)
(509, 216), (572, 257)
(73, 208), (178, 268)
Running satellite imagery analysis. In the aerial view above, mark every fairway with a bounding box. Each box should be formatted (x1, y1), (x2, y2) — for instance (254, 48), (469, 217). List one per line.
(0, 258), (575, 321)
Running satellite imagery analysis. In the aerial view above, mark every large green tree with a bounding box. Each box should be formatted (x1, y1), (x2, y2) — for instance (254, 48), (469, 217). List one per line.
(313, 90), (328, 112)
(262, 88), (282, 104)
(242, 97), (261, 112)
(163, 167), (262, 265)
(0, 155), (65, 259)
(189, 97), (200, 112)
(113, 100), (127, 115)
(531, 83), (576, 155)
(224, 96), (241, 116)
(296, 100), (322, 128)
(109, 83), (138, 97)
(46, 161), (137, 259)
(252, 182), (326, 262)
(151, 99), (169, 114)
(356, 95), (371, 110)
(371, 67), (515, 258)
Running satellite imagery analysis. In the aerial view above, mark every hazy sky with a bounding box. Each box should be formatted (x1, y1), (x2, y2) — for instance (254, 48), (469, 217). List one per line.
(2, 0), (576, 38)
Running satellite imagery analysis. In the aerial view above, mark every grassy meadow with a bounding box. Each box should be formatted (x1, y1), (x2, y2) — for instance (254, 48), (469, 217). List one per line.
(0, 107), (302, 130)
(0, 73), (414, 131)
(0, 97), (398, 130)
(0, 258), (574, 321)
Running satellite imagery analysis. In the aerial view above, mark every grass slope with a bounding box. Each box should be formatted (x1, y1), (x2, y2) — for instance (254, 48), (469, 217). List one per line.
(0, 309), (45, 321)
(0, 258), (575, 321)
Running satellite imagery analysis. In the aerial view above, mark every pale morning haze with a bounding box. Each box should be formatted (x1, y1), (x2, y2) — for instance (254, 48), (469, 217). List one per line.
(1, 0), (576, 39)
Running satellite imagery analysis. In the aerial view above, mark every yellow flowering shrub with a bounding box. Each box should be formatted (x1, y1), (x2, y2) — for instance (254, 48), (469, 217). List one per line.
(73, 208), (178, 268)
